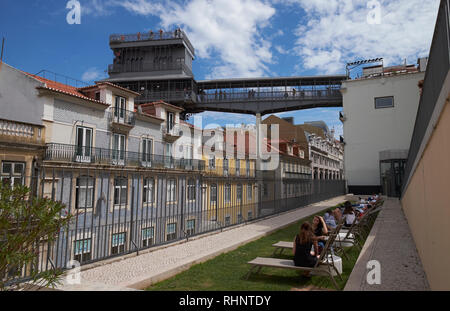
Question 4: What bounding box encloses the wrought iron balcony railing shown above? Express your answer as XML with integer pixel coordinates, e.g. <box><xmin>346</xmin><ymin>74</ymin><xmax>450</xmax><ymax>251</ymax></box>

<box><xmin>44</xmin><ymin>143</ymin><xmax>205</xmax><ymax>171</ymax></box>
<box><xmin>109</xmin><ymin>107</ymin><xmax>136</xmax><ymax>127</ymax></box>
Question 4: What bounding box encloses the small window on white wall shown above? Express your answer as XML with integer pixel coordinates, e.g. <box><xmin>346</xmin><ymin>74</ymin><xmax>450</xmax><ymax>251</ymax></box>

<box><xmin>375</xmin><ymin>96</ymin><xmax>394</xmax><ymax>109</ymax></box>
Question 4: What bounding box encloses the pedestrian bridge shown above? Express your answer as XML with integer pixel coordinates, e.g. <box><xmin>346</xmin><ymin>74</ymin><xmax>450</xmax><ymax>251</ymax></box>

<box><xmin>185</xmin><ymin>75</ymin><xmax>346</xmax><ymax>115</ymax></box>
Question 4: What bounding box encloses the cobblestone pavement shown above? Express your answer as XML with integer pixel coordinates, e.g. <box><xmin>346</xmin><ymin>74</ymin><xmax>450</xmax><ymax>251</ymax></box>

<box><xmin>57</xmin><ymin>196</ymin><xmax>347</xmax><ymax>291</ymax></box>
<box><xmin>344</xmin><ymin>198</ymin><xmax>429</xmax><ymax>291</ymax></box>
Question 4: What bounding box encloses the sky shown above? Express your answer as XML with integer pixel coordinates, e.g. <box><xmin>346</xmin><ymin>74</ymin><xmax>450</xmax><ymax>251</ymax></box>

<box><xmin>0</xmin><ymin>0</ymin><xmax>440</xmax><ymax>138</ymax></box>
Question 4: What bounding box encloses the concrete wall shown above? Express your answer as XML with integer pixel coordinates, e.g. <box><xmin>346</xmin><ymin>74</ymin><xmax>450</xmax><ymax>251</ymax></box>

<box><xmin>0</xmin><ymin>63</ymin><xmax>45</xmax><ymax>125</ymax></box>
<box><xmin>341</xmin><ymin>72</ymin><xmax>424</xmax><ymax>189</ymax></box>
<box><xmin>401</xmin><ymin>99</ymin><xmax>450</xmax><ymax>290</ymax></box>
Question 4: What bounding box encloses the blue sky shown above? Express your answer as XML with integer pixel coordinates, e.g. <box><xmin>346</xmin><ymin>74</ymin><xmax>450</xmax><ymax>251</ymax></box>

<box><xmin>0</xmin><ymin>0</ymin><xmax>440</xmax><ymax>137</ymax></box>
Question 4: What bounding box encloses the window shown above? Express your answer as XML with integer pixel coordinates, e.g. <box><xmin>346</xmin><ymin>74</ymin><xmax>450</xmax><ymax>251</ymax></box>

<box><xmin>235</xmin><ymin>160</ymin><xmax>240</xmax><ymax>176</ymax></box>
<box><xmin>375</xmin><ymin>96</ymin><xmax>394</xmax><ymax>109</ymax></box>
<box><xmin>246</xmin><ymin>160</ymin><xmax>251</xmax><ymax>177</ymax></box>
<box><xmin>209</xmin><ymin>156</ymin><xmax>215</xmax><ymax>169</ymax></box>
<box><xmin>225</xmin><ymin>184</ymin><xmax>231</xmax><ymax>203</ymax></box>
<box><xmin>112</xmin><ymin>133</ymin><xmax>126</xmax><ymax>164</ymax></box>
<box><xmin>263</xmin><ymin>183</ymin><xmax>268</xmax><ymax>197</ymax></box>
<box><xmin>237</xmin><ymin>184</ymin><xmax>242</xmax><ymax>202</ymax></box>
<box><xmin>167</xmin><ymin>179</ymin><xmax>177</xmax><ymax>203</ymax></box>
<box><xmin>76</xmin><ymin>176</ymin><xmax>94</xmax><ymax>209</ymax></box>
<box><xmin>74</xmin><ymin>238</ymin><xmax>91</xmax><ymax>263</ymax></box>
<box><xmin>225</xmin><ymin>215</ymin><xmax>231</xmax><ymax>226</ymax></box>
<box><xmin>187</xmin><ymin>179</ymin><xmax>196</xmax><ymax>201</ymax></box>
<box><xmin>248</xmin><ymin>211</ymin><xmax>253</xmax><ymax>220</ymax></box>
<box><xmin>223</xmin><ymin>159</ymin><xmax>229</xmax><ymax>176</ymax></box>
<box><xmin>111</xmin><ymin>232</ymin><xmax>126</xmax><ymax>255</ymax></box>
<box><xmin>76</xmin><ymin>126</ymin><xmax>92</xmax><ymax>162</ymax></box>
<box><xmin>114</xmin><ymin>177</ymin><xmax>127</xmax><ymax>206</ymax></box>
<box><xmin>237</xmin><ymin>213</ymin><xmax>243</xmax><ymax>223</ymax></box>
<box><xmin>166</xmin><ymin>223</ymin><xmax>177</xmax><ymax>241</ymax></box>
<box><xmin>142</xmin><ymin>227</ymin><xmax>154</xmax><ymax>247</ymax></box>
<box><xmin>186</xmin><ymin>219</ymin><xmax>195</xmax><ymax>236</ymax></box>
<box><xmin>210</xmin><ymin>184</ymin><xmax>217</xmax><ymax>204</ymax></box>
<box><xmin>95</xmin><ymin>92</ymin><xmax>100</xmax><ymax>101</ymax></box>
<box><xmin>1</xmin><ymin>162</ymin><xmax>25</xmax><ymax>187</ymax></box>
<box><xmin>167</xmin><ymin>112</ymin><xmax>175</xmax><ymax>132</ymax></box>
<box><xmin>143</xmin><ymin>178</ymin><xmax>155</xmax><ymax>204</ymax></box>
<box><xmin>247</xmin><ymin>184</ymin><xmax>253</xmax><ymax>201</ymax></box>
<box><xmin>165</xmin><ymin>143</ymin><xmax>173</xmax><ymax>168</ymax></box>
<box><xmin>114</xmin><ymin>96</ymin><xmax>126</xmax><ymax>119</ymax></box>
<box><xmin>142</xmin><ymin>138</ymin><xmax>153</xmax><ymax>164</ymax></box>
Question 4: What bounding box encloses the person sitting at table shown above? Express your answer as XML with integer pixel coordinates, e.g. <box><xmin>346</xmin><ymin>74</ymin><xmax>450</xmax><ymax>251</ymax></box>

<box><xmin>342</xmin><ymin>201</ymin><xmax>356</xmax><ymax>228</ymax></box>
<box><xmin>293</xmin><ymin>222</ymin><xmax>320</xmax><ymax>270</ymax></box>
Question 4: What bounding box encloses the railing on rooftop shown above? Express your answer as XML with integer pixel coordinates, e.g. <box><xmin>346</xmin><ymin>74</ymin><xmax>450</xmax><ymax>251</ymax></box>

<box><xmin>44</xmin><ymin>143</ymin><xmax>205</xmax><ymax>171</ymax></box>
<box><xmin>31</xmin><ymin>70</ymin><xmax>90</xmax><ymax>88</ymax></box>
<box><xmin>109</xmin><ymin>29</ymin><xmax>195</xmax><ymax>55</ymax></box>
<box><xmin>402</xmin><ymin>0</ymin><xmax>450</xmax><ymax>196</ymax></box>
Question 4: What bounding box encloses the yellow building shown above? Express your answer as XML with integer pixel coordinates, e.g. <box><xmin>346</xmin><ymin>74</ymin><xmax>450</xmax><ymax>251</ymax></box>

<box><xmin>201</xmin><ymin>128</ymin><xmax>258</xmax><ymax>226</ymax></box>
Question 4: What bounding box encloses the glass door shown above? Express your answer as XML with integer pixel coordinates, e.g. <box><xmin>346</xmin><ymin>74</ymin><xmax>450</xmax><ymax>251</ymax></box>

<box><xmin>112</xmin><ymin>133</ymin><xmax>126</xmax><ymax>165</ymax></box>
<box><xmin>76</xmin><ymin>126</ymin><xmax>92</xmax><ymax>163</ymax></box>
<box><xmin>141</xmin><ymin>138</ymin><xmax>153</xmax><ymax>167</ymax></box>
<box><xmin>114</xmin><ymin>97</ymin><xmax>126</xmax><ymax>123</ymax></box>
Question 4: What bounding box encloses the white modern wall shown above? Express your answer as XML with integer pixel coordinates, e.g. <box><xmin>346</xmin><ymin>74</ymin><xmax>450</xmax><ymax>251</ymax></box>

<box><xmin>341</xmin><ymin>72</ymin><xmax>424</xmax><ymax>188</ymax></box>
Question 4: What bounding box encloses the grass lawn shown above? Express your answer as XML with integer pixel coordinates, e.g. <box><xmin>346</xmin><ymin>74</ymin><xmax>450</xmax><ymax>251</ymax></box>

<box><xmin>147</xmin><ymin>203</ymin><xmax>375</xmax><ymax>291</ymax></box>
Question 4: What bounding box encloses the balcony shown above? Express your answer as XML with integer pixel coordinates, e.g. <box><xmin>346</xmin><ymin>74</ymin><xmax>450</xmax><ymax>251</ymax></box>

<box><xmin>108</xmin><ymin>108</ymin><xmax>136</xmax><ymax>132</ymax></box>
<box><xmin>44</xmin><ymin>143</ymin><xmax>205</xmax><ymax>171</ymax></box>
<box><xmin>162</xmin><ymin>124</ymin><xmax>182</xmax><ymax>143</ymax></box>
<box><xmin>0</xmin><ymin>119</ymin><xmax>45</xmax><ymax>146</ymax></box>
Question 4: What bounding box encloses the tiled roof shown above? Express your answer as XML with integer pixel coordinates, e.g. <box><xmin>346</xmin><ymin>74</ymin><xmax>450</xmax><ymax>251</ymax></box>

<box><xmin>79</xmin><ymin>81</ymin><xmax>141</xmax><ymax>96</ymax></box>
<box><xmin>26</xmin><ymin>74</ymin><xmax>109</xmax><ymax>106</ymax></box>
<box><xmin>141</xmin><ymin>100</ymin><xmax>184</xmax><ymax>111</ymax></box>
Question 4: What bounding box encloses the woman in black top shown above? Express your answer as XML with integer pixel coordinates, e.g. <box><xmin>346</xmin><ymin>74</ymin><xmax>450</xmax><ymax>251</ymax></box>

<box><xmin>293</xmin><ymin>222</ymin><xmax>319</xmax><ymax>268</ymax></box>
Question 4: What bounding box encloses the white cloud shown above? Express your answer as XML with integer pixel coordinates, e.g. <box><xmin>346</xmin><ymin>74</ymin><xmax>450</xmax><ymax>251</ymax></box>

<box><xmin>81</xmin><ymin>67</ymin><xmax>106</xmax><ymax>82</ymax></box>
<box><xmin>115</xmin><ymin>0</ymin><xmax>276</xmax><ymax>79</ymax></box>
<box><xmin>290</xmin><ymin>0</ymin><xmax>440</xmax><ymax>74</ymax></box>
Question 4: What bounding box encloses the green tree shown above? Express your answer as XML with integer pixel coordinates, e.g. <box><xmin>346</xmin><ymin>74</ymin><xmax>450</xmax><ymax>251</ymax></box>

<box><xmin>0</xmin><ymin>182</ymin><xmax>73</xmax><ymax>291</ymax></box>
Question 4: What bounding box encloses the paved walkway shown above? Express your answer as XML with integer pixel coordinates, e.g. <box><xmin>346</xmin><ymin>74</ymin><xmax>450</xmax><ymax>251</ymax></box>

<box><xmin>344</xmin><ymin>198</ymin><xmax>429</xmax><ymax>291</ymax></box>
<box><xmin>57</xmin><ymin>196</ymin><xmax>347</xmax><ymax>291</ymax></box>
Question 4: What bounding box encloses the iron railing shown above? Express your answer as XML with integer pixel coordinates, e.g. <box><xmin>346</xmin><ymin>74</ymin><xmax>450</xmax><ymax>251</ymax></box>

<box><xmin>402</xmin><ymin>0</ymin><xmax>450</xmax><ymax>195</ymax></box>
<box><xmin>44</xmin><ymin>143</ymin><xmax>206</xmax><ymax>171</ymax></box>
<box><xmin>2</xmin><ymin>167</ymin><xmax>346</xmax><ymax>286</ymax></box>
<box><xmin>109</xmin><ymin>107</ymin><xmax>136</xmax><ymax>127</ymax></box>
<box><xmin>109</xmin><ymin>29</ymin><xmax>195</xmax><ymax>56</ymax></box>
<box><xmin>196</xmin><ymin>89</ymin><xmax>342</xmax><ymax>103</ymax></box>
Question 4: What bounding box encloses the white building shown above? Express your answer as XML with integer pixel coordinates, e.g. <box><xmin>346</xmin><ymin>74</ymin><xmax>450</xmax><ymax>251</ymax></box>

<box><xmin>340</xmin><ymin>61</ymin><xmax>426</xmax><ymax>196</ymax></box>
<box><xmin>300</xmin><ymin>121</ymin><xmax>344</xmax><ymax>180</ymax></box>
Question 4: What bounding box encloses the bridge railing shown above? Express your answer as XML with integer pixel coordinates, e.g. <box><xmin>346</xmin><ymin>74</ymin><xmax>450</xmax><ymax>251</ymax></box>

<box><xmin>196</xmin><ymin>89</ymin><xmax>342</xmax><ymax>103</ymax></box>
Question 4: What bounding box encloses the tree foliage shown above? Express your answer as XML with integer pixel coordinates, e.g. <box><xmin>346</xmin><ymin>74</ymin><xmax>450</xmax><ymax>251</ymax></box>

<box><xmin>0</xmin><ymin>182</ymin><xmax>73</xmax><ymax>291</ymax></box>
